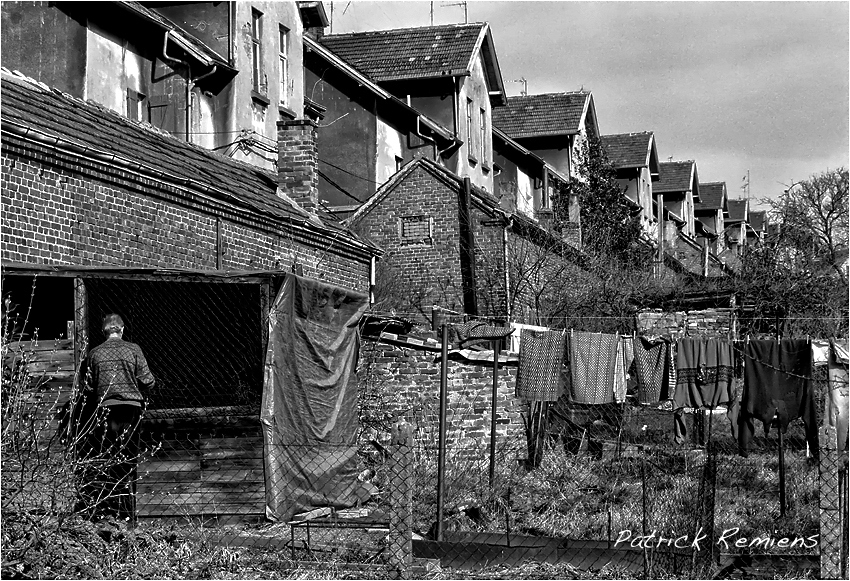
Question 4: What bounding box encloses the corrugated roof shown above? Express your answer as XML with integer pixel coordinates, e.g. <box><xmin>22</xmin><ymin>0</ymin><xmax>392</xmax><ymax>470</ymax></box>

<box><xmin>727</xmin><ymin>199</ymin><xmax>749</xmax><ymax>222</ymax></box>
<box><xmin>0</xmin><ymin>70</ymin><xmax>367</xmax><ymax>247</ymax></box>
<box><xmin>492</xmin><ymin>92</ymin><xmax>590</xmax><ymax>138</ymax></box>
<box><xmin>654</xmin><ymin>160</ymin><xmax>695</xmax><ymax>193</ymax></box>
<box><xmin>319</xmin><ymin>23</ymin><xmax>487</xmax><ymax>82</ymax></box>
<box><xmin>695</xmin><ymin>182</ymin><xmax>726</xmax><ymax>210</ymax></box>
<box><xmin>600</xmin><ymin>132</ymin><xmax>653</xmax><ymax>169</ymax></box>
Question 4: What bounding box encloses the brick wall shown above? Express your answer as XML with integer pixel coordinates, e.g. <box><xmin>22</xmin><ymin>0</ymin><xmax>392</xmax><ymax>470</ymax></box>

<box><xmin>637</xmin><ymin>308</ymin><xmax>736</xmax><ymax>339</ymax></box>
<box><xmin>353</xmin><ymin>164</ymin><xmax>468</xmax><ymax>317</ymax></box>
<box><xmin>1</xmin><ymin>141</ymin><xmax>369</xmax><ymax>292</ymax></box>
<box><xmin>358</xmin><ymin>340</ymin><xmax>526</xmax><ymax>454</ymax></box>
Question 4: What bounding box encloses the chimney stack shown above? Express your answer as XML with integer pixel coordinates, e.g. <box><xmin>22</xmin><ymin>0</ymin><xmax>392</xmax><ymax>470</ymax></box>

<box><xmin>278</xmin><ymin>119</ymin><xmax>319</xmax><ymax>213</ymax></box>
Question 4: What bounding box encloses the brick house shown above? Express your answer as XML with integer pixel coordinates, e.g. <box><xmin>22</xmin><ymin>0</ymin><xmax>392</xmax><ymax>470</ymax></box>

<box><xmin>600</xmin><ymin>131</ymin><xmax>660</xmax><ymax>241</ymax></box>
<box><xmin>491</xmin><ymin>91</ymin><xmax>600</xmax><ymax>184</ymax></box>
<box><xmin>318</xmin><ymin>23</ymin><xmax>507</xmax><ymax>194</ymax></box>
<box><xmin>301</xmin><ymin>33</ymin><xmax>459</xmax><ymax>210</ymax></box>
<box><xmin>346</xmin><ymin>156</ymin><xmax>588</xmax><ymax>324</ymax></box>
<box><xmin>654</xmin><ymin>160</ymin><xmax>700</xmax><ymax>238</ymax></box>
<box><xmin>1</xmin><ymin>0</ymin><xmax>324</xmax><ymax>171</ymax></box>
<box><xmin>695</xmin><ymin>181</ymin><xmax>729</xmax><ymax>255</ymax></box>
<box><xmin>1</xmin><ymin>69</ymin><xmax>378</xmax><ymax>519</ymax></box>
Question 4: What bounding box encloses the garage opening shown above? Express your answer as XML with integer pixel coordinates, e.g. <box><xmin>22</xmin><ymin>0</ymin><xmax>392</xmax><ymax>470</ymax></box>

<box><xmin>82</xmin><ymin>278</ymin><xmax>266</xmax><ymax>412</ymax></box>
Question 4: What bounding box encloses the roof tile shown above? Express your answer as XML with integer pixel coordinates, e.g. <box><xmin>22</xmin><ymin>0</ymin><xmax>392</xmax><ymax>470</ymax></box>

<box><xmin>492</xmin><ymin>92</ymin><xmax>589</xmax><ymax>138</ymax></box>
<box><xmin>600</xmin><ymin>132</ymin><xmax>653</xmax><ymax>168</ymax></box>
<box><xmin>0</xmin><ymin>71</ymin><xmax>357</xmax><ymax>241</ymax></box>
<box><xmin>695</xmin><ymin>182</ymin><xmax>726</xmax><ymax>210</ymax></box>
<box><xmin>654</xmin><ymin>160</ymin><xmax>695</xmax><ymax>193</ymax></box>
<box><xmin>319</xmin><ymin>23</ymin><xmax>485</xmax><ymax>82</ymax></box>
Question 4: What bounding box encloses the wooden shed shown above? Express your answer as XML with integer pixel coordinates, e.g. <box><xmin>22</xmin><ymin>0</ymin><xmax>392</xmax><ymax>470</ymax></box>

<box><xmin>2</xmin><ymin>264</ymin><xmax>288</xmax><ymax>522</ymax></box>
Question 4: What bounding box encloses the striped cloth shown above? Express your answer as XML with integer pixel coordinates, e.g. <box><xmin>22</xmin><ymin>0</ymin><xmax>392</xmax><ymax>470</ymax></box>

<box><xmin>570</xmin><ymin>331</ymin><xmax>619</xmax><ymax>404</ymax></box>
<box><xmin>453</xmin><ymin>321</ymin><xmax>514</xmax><ymax>348</ymax></box>
<box><xmin>515</xmin><ymin>329</ymin><xmax>566</xmax><ymax>402</ymax></box>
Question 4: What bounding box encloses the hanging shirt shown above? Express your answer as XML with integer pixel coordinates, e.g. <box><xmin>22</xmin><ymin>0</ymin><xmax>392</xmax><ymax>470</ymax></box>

<box><xmin>632</xmin><ymin>336</ymin><xmax>671</xmax><ymax>404</ymax></box>
<box><xmin>812</xmin><ymin>339</ymin><xmax>830</xmax><ymax>367</ymax></box>
<box><xmin>570</xmin><ymin>331</ymin><xmax>619</xmax><ymax>405</ymax></box>
<box><xmin>508</xmin><ymin>322</ymin><xmax>548</xmax><ymax>354</ymax></box>
<box><xmin>515</xmin><ymin>328</ymin><xmax>566</xmax><ymax>402</ymax></box>
<box><xmin>673</xmin><ymin>338</ymin><xmax>735</xmax><ymax>410</ymax></box>
<box><xmin>737</xmin><ymin>339</ymin><xmax>817</xmax><ymax>457</ymax></box>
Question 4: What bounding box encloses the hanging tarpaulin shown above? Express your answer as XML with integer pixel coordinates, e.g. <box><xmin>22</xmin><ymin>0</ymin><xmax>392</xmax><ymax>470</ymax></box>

<box><xmin>261</xmin><ymin>273</ymin><xmax>370</xmax><ymax>522</ymax></box>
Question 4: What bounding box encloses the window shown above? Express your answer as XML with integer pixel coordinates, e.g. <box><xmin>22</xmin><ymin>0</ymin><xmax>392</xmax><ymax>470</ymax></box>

<box><xmin>398</xmin><ymin>215</ymin><xmax>433</xmax><ymax>245</ymax></box>
<box><xmin>395</xmin><ymin>156</ymin><xmax>404</xmax><ymax>172</ymax></box>
<box><xmin>465</xmin><ymin>98</ymin><xmax>474</xmax><ymax>159</ymax></box>
<box><xmin>479</xmin><ymin>108</ymin><xmax>486</xmax><ymax>163</ymax></box>
<box><xmin>126</xmin><ymin>88</ymin><xmax>146</xmax><ymax>121</ymax></box>
<box><xmin>251</xmin><ymin>9</ymin><xmax>264</xmax><ymax>94</ymax></box>
<box><xmin>278</xmin><ymin>25</ymin><xmax>289</xmax><ymax>106</ymax></box>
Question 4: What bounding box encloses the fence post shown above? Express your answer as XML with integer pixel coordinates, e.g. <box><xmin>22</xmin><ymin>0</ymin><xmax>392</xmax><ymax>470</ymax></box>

<box><xmin>819</xmin><ymin>424</ymin><xmax>842</xmax><ymax>579</ymax></box>
<box><xmin>388</xmin><ymin>421</ymin><xmax>413</xmax><ymax>579</ymax></box>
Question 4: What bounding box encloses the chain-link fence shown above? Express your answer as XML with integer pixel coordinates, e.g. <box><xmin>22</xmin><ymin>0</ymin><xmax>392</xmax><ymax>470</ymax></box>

<box><xmin>1</xmin><ymin>271</ymin><xmax>845</xmax><ymax>578</ymax></box>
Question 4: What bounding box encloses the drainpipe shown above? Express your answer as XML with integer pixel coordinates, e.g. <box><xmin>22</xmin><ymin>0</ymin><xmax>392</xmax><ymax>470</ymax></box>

<box><xmin>503</xmin><ymin>217</ymin><xmax>512</xmax><ymax>321</ymax></box>
<box><xmin>162</xmin><ymin>31</ymin><xmax>192</xmax><ymax>142</ymax></box>
<box><xmin>369</xmin><ymin>255</ymin><xmax>376</xmax><ymax>306</ymax></box>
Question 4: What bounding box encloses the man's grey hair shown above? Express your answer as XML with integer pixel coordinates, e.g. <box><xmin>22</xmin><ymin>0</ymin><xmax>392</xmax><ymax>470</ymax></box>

<box><xmin>102</xmin><ymin>313</ymin><xmax>125</xmax><ymax>335</ymax></box>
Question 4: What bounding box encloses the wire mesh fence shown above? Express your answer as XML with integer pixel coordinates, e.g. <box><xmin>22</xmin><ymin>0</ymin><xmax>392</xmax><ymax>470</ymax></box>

<box><xmin>0</xmin><ymin>271</ymin><xmax>844</xmax><ymax>579</ymax></box>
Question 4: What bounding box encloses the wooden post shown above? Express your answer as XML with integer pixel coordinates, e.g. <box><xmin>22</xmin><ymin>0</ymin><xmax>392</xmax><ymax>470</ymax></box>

<box><xmin>489</xmin><ymin>338</ymin><xmax>499</xmax><ymax>488</ymax></box>
<box><xmin>73</xmin><ymin>278</ymin><xmax>88</xmax><ymax>372</ymax></box>
<box><xmin>388</xmin><ymin>421</ymin><xmax>413</xmax><ymax>579</ymax></box>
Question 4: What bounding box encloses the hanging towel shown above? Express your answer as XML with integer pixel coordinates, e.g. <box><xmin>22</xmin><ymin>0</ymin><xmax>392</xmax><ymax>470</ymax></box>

<box><xmin>738</xmin><ymin>339</ymin><xmax>817</xmax><ymax>457</ymax></box>
<box><xmin>570</xmin><ymin>331</ymin><xmax>619</xmax><ymax>404</ymax></box>
<box><xmin>825</xmin><ymin>338</ymin><xmax>849</xmax><ymax>451</ymax></box>
<box><xmin>812</xmin><ymin>339</ymin><xmax>830</xmax><ymax>366</ymax></box>
<box><xmin>673</xmin><ymin>338</ymin><xmax>735</xmax><ymax>410</ymax></box>
<box><xmin>613</xmin><ymin>336</ymin><xmax>633</xmax><ymax>403</ymax></box>
<box><xmin>632</xmin><ymin>336</ymin><xmax>671</xmax><ymax>404</ymax></box>
<box><xmin>516</xmin><ymin>328</ymin><xmax>566</xmax><ymax>402</ymax></box>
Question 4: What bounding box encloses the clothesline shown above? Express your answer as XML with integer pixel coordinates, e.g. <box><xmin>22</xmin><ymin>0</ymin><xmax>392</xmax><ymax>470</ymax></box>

<box><xmin>365</xmin><ymin>307</ymin><xmax>847</xmax><ymax>323</ymax></box>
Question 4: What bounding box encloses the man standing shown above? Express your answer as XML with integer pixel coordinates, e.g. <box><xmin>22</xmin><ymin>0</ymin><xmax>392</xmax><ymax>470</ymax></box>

<box><xmin>81</xmin><ymin>313</ymin><xmax>155</xmax><ymax>522</ymax></box>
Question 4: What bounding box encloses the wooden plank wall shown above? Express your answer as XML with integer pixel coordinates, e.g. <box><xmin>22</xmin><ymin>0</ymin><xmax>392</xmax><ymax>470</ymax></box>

<box><xmin>137</xmin><ymin>413</ymin><xmax>265</xmax><ymax>521</ymax></box>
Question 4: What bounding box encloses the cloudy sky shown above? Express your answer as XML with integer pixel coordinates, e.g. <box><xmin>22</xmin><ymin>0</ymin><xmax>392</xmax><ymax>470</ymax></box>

<box><xmin>329</xmin><ymin>1</ymin><xmax>848</xmax><ymax>208</ymax></box>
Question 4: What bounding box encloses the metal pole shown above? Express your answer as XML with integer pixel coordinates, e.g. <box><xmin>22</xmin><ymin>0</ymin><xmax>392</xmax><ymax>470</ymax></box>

<box><xmin>435</xmin><ymin>323</ymin><xmax>449</xmax><ymax>541</ymax></box>
<box><xmin>778</xmin><ymin>421</ymin><xmax>786</xmax><ymax>517</ymax></box>
<box><xmin>489</xmin><ymin>338</ymin><xmax>499</xmax><ymax>488</ymax></box>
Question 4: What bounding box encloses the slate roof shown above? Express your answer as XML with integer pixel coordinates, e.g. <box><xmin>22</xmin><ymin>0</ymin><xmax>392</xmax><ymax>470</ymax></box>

<box><xmin>600</xmin><ymin>132</ymin><xmax>654</xmax><ymax>169</ymax></box>
<box><xmin>695</xmin><ymin>182</ymin><xmax>726</xmax><ymax>211</ymax></box>
<box><xmin>654</xmin><ymin>161</ymin><xmax>695</xmax><ymax>193</ymax></box>
<box><xmin>727</xmin><ymin>199</ymin><xmax>749</xmax><ymax>222</ymax></box>
<box><xmin>319</xmin><ymin>23</ymin><xmax>489</xmax><ymax>82</ymax></box>
<box><xmin>0</xmin><ymin>70</ymin><xmax>369</xmax><ymax>248</ymax></box>
<box><xmin>492</xmin><ymin>92</ymin><xmax>590</xmax><ymax>138</ymax></box>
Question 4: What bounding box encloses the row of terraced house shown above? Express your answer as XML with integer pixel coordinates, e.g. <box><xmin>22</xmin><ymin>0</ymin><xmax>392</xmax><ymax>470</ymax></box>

<box><xmin>1</xmin><ymin>0</ymin><xmax>770</xmax><ymax>329</ymax></box>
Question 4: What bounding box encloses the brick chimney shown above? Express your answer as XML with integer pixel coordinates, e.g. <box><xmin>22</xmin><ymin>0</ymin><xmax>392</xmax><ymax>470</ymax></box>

<box><xmin>278</xmin><ymin>119</ymin><xmax>319</xmax><ymax>213</ymax></box>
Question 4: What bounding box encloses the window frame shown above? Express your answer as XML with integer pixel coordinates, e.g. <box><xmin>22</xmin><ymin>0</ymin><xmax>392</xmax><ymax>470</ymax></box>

<box><xmin>479</xmin><ymin>107</ymin><xmax>487</xmax><ymax>164</ymax></box>
<box><xmin>251</xmin><ymin>9</ymin><xmax>264</xmax><ymax>95</ymax></box>
<box><xmin>278</xmin><ymin>24</ymin><xmax>289</xmax><ymax>106</ymax></box>
<box><xmin>465</xmin><ymin>98</ymin><xmax>474</xmax><ymax>160</ymax></box>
